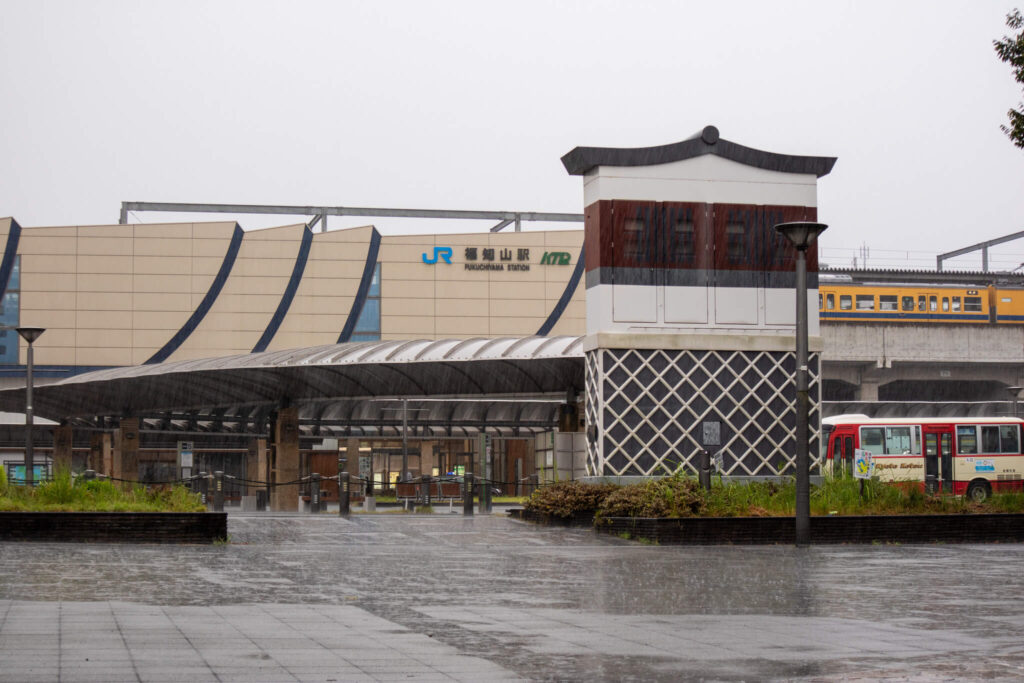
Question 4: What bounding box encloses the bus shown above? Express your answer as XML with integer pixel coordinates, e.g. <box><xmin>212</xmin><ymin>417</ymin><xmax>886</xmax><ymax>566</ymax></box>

<box><xmin>822</xmin><ymin>414</ymin><xmax>1024</xmax><ymax>501</ymax></box>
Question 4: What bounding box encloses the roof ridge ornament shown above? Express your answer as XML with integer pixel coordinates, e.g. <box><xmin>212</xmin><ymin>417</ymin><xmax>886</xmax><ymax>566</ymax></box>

<box><xmin>561</xmin><ymin>124</ymin><xmax>836</xmax><ymax>177</ymax></box>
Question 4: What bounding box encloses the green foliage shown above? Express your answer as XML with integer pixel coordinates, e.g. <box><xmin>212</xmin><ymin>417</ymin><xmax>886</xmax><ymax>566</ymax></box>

<box><xmin>596</xmin><ymin>474</ymin><xmax>706</xmax><ymax>521</ymax></box>
<box><xmin>0</xmin><ymin>464</ymin><xmax>7</xmax><ymax>495</ymax></box>
<box><xmin>994</xmin><ymin>9</ymin><xmax>1024</xmax><ymax>148</ymax></box>
<box><xmin>525</xmin><ymin>473</ymin><xmax>1024</xmax><ymax>522</ymax></box>
<box><xmin>523</xmin><ymin>480</ymin><xmax>621</xmax><ymax>518</ymax></box>
<box><xmin>0</xmin><ymin>472</ymin><xmax>205</xmax><ymax>512</ymax></box>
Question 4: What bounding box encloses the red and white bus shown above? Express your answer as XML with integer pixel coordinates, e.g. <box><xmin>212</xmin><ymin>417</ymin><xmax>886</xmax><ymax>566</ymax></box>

<box><xmin>822</xmin><ymin>414</ymin><xmax>1024</xmax><ymax>501</ymax></box>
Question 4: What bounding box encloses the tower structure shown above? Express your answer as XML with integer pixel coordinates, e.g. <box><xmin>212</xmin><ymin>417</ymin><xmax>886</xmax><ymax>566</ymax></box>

<box><xmin>562</xmin><ymin>126</ymin><xmax>836</xmax><ymax>477</ymax></box>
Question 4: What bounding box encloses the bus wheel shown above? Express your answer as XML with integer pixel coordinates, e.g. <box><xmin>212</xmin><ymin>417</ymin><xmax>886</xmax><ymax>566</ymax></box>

<box><xmin>966</xmin><ymin>480</ymin><xmax>991</xmax><ymax>503</ymax></box>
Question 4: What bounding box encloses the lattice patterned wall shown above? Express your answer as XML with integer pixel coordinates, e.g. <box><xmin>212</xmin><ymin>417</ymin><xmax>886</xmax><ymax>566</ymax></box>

<box><xmin>585</xmin><ymin>348</ymin><xmax>820</xmax><ymax>477</ymax></box>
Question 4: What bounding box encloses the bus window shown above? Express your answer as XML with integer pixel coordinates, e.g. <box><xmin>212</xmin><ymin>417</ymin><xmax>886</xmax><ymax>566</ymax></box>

<box><xmin>860</xmin><ymin>427</ymin><xmax>886</xmax><ymax>455</ymax></box>
<box><xmin>1001</xmin><ymin>425</ymin><xmax>1021</xmax><ymax>454</ymax></box>
<box><xmin>942</xmin><ymin>298</ymin><xmax>949</xmax><ymax>312</ymax></box>
<box><xmin>918</xmin><ymin>295</ymin><xmax>926</xmax><ymax>311</ymax></box>
<box><xmin>856</xmin><ymin>295</ymin><xmax>875</xmax><ymax>310</ymax></box>
<box><xmin>965</xmin><ymin>296</ymin><xmax>983</xmax><ymax>312</ymax></box>
<box><xmin>929</xmin><ymin>296</ymin><xmax>938</xmax><ymax>312</ymax></box>
<box><xmin>902</xmin><ymin>296</ymin><xmax>914</xmax><ymax>311</ymax></box>
<box><xmin>879</xmin><ymin>295</ymin><xmax>898</xmax><ymax>311</ymax></box>
<box><xmin>956</xmin><ymin>425</ymin><xmax>978</xmax><ymax>454</ymax></box>
<box><xmin>840</xmin><ymin>295</ymin><xmax>852</xmax><ymax>310</ymax></box>
<box><xmin>826</xmin><ymin>293</ymin><xmax>835</xmax><ymax>309</ymax></box>
<box><xmin>951</xmin><ymin>296</ymin><xmax>961</xmax><ymax>312</ymax></box>
<box><xmin>981</xmin><ymin>426</ymin><xmax>1000</xmax><ymax>453</ymax></box>
<box><xmin>885</xmin><ymin>426</ymin><xmax>913</xmax><ymax>454</ymax></box>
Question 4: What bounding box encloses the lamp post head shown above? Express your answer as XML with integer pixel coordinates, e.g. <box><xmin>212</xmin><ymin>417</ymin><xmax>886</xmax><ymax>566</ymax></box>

<box><xmin>1008</xmin><ymin>386</ymin><xmax>1022</xmax><ymax>397</ymax></box>
<box><xmin>775</xmin><ymin>222</ymin><xmax>828</xmax><ymax>251</ymax></box>
<box><xmin>16</xmin><ymin>327</ymin><xmax>45</xmax><ymax>344</ymax></box>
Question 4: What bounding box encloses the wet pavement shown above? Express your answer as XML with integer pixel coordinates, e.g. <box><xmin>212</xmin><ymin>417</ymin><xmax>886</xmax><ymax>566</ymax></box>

<box><xmin>2</xmin><ymin>511</ymin><xmax>1024</xmax><ymax>681</ymax></box>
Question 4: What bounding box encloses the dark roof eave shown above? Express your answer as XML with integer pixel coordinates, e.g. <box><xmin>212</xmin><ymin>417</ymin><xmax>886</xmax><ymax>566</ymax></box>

<box><xmin>561</xmin><ymin>125</ymin><xmax>836</xmax><ymax>178</ymax></box>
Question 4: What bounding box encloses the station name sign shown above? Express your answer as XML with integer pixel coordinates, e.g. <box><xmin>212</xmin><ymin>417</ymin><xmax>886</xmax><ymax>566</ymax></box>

<box><xmin>422</xmin><ymin>246</ymin><xmax>572</xmax><ymax>271</ymax></box>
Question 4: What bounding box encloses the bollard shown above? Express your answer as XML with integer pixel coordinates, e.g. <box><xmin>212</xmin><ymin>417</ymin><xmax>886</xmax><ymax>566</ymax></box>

<box><xmin>338</xmin><ymin>472</ymin><xmax>350</xmax><ymax>517</ymax></box>
<box><xmin>421</xmin><ymin>474</ymin><xmax>431</xmax><ymax>507</ymax></box>
<box><xmin>310</xmin><ymin>473</ymin><xmax>321</xmax><ymax>514</ymax></box>
<box><xmin>925</xmin><ymin>473</ymin><xmax>937</xmax><ymax>495</ymax></box>
<box><xmin>698</xmin><ymin>450</ymin><xmax>712</xmax><ymax>491</ymax></box>
<box><xmin>212</xmin><ymin>471</ymin><xmax>224</xmax><ymax>512</ymax></box>
<box><xmin>364</xmin><ymin>477</ymin><xmax>376</xmax><ymax>512</ymax></box>
<box><xmin>197</xmin><ymin>472</ymin><xmax>209</xmax><ymax>508</ymax></box>
<box><xmin>463</xmin><ymin>473</ymin><xmax>474</xmax><ymax>516</ymax></box>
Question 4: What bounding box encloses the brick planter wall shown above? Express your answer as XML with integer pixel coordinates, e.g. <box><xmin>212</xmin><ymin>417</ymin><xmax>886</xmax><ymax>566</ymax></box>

<box><xmin>597</xmin><ymin>514</ymin><xmax>1024</xmax><ymax>545</ymax></box>
<box><xmin>511</xmin><ymin>509</ymin><xmax>1024</xmax><ymax>545</ymax></box>
<box><xmin>0</xmin><ymin>512</ymin><xmax>228</xmax><ymax>544</ymax></box>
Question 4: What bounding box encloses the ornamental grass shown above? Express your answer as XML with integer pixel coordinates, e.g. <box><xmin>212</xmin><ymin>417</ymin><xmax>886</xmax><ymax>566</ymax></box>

<box><xmin>0</xmin><ymin>467</ymin><xmax>205</xmax><ymax>513</ymax></box>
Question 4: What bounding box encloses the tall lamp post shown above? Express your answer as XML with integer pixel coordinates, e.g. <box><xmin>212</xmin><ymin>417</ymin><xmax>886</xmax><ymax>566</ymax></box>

<box><xmin>16</xmin><ymin>327</ymin><xmax>45</xmax><ymax>487</ymax></box>
<box><xmin>775</xmin><ymin>223</ymin><xmax>828</xmax><ymax>547</ymax></box>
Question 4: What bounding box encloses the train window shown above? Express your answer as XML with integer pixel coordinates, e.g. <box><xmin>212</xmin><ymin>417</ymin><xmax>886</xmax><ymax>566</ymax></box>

<box><xmin>918</xmin><ymin>295</ymin><xmax>926</xmax><ymax>311</ymax></box>
<box><xmin>951</xmin><ymin>297</ymin><xmax>961</xmax><ymax>312</ymax></box>
<box><xmin>826</xmin><ymin>293</ymin><xmax>835</xmax><ymax>309</ymax></box>
<box><xmin>942</xmin><ymin>298</ymin><xmax>949</xmax><ymax>312</ymax></box>
<box><xmin>840</xmin><ymin>295</ymin><xmax>852</xmax><ymax>310</ymax></box>
<box><xmin>902</xmin><ymin>296</ymin><xmax>914</xmax><ymax>311</ymax></box>
<box><xmin>879</xmin><ymin>295</ymin><xmax>898</xmax><ymax>311</ymax></box>
<box><xmin>956</xmin><ymin>425</ymin><xmax>977</xmax><ymax>454</ymax></box>
<box><xmin>1001</xmin><ymin>425</ymin><xmax>1020</xmax><ymax>454</ymax></box>
<box><xmin>856</xmin><ymin>295</ymin><xmax>874</xmax><ymax>310</ymax></box>
<box><xmin>929</xmin><ymin>296</ymin><xmax>938</xmax><ymax>312</ymax></box>
<box><xmin>965</xmin><ymin>296</ymin><xmax>983</xmax><ymax>312</ymax></box>
<box><xmin>818</xmin><ymin>294</ymin><xmax>822</xmax><ymax>309</ymax></box>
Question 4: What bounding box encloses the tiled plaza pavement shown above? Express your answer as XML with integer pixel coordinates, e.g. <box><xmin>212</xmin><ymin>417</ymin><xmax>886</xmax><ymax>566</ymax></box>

<box><xmin>2</xmin><ymin>512</ymin><xmax>1024</xmax><ymax>681</ymax></box>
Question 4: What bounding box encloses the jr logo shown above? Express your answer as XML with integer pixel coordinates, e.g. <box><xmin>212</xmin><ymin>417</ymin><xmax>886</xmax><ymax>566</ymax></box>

<box><xmin>540</xmin><ymin>251</ymin><xmax>571</xmax><ymax>265</ymax></box>
<box><xmin>422</xmin><ymin>247</ymin><xmax>453</xmax><ymax>265</ymax></box>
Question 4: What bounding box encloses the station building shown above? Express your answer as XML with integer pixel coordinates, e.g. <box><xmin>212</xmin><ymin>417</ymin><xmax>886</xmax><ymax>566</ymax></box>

<box><xmin>0</xmin><ymin>215</ymin><xmax>586</xmax><ymax>497</ymax></box>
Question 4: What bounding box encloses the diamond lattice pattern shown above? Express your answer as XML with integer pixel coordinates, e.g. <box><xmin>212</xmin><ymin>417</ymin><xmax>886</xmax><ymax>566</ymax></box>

<box><xmin>585</xmin><ymin>348</ymin><xmax>820</xmax><ymax>477</ymax></box>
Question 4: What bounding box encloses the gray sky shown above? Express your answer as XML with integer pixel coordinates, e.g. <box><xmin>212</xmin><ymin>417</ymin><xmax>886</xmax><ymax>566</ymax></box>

<box><xmin>2</xmin><ymin>1</ymin><xmax>1022</xmax><ymax>270</ymax></box>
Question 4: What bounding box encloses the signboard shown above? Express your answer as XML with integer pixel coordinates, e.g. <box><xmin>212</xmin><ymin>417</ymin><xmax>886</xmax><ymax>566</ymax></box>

<box><xmin>358</xmin><ymin>456</ymin><xmax>371</xmax><ymax>478</ymax></box>
<box><xmin>702</xmin><ymin>421</ymin><xmax>721</xmax><ymax>447</ymax></box>
<box><xmin>177</xmin><ymin>441</ymin><xmax>194</xmax><ymax>479</ymax></box>
<box><xmin>853</xmin><ymin>449</ymin><xmax>875</xmax><ymax>480</ymax></box>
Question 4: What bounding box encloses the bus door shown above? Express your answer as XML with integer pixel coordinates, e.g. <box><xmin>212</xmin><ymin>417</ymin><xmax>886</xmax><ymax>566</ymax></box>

<box><xmin>838</xmin><ymin>433</ymin><xmax>854</xmax><ymax>476</ymax></box>
<box><xmin>923</xmin><ymin>425</ymin><xmax>954</xmax><ymax>492</ymax></box>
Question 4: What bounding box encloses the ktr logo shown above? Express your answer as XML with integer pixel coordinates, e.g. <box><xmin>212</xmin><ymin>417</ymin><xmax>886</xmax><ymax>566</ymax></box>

<box><xmin>540</xmin><ymin>251</ymin><xmax>571</xmax><ymax>265</ymax></box>
<box><xmin>421</xmin><ymin>247</ymin><xmax>453</xmax><ymax>264</ymax></box>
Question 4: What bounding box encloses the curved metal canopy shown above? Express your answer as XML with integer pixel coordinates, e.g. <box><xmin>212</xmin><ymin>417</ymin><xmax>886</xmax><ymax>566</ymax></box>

<box><xmin>0</xmin><ymin>336</ymin><xmax>586</xmax><ymax>422</ymax></box>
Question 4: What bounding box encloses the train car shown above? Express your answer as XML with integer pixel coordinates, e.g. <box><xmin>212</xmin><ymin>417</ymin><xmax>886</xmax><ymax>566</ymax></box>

<box><xmin>819</xmin><ymin>282</ymin><xmax>993</xmax><ymax>323</ymax></box>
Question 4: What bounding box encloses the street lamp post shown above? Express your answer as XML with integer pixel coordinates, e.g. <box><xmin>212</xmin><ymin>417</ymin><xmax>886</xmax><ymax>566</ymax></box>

<box><xmin>16</xmin><ymin>327</ymin><xmax>46</xmax><ymax>487</ymax></box>
<box><xmin>774</xmin><ymin>223</ymin><xmax>827</xmax><ymax>547</ymax></box>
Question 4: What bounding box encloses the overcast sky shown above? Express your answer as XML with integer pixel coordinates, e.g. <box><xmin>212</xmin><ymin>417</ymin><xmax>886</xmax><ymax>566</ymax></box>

<box><xmin>2</xmin><ymin>1</ymin><xmax>1022</xmax><ymax>270</ymax></box>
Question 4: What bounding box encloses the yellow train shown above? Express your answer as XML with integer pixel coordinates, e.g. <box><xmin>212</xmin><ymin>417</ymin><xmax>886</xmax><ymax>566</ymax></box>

<box><xmin>819</xmin><ymin>282</ymin><xmax>1024</xmax><ymax>324</ymax></box>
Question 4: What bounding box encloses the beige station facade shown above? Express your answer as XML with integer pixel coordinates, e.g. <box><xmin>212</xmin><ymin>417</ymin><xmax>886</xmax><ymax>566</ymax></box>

<box><xmin>0</xmin><ymin>217</ymin><xmax>585</xmax><ymax>372</ymax></box>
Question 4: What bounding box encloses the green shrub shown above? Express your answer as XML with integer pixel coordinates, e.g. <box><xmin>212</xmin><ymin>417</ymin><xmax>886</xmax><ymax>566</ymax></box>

<box><xmin>523</xmin><ymin>480</ymin><xmax>621</xmax><ymax>518</ymax></box>
<box><xmin>597</xmin><ymin>474</ymin><xmax>706</xmax><ymax>520</ymax></box>
<box><xmin>0</xmin><ymin>464</ymin><xmax>7</xmax><ymax>494</ymax></box>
